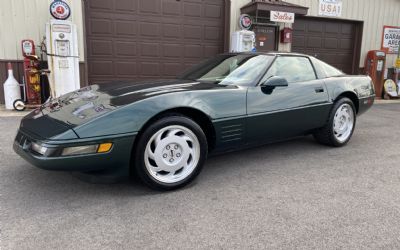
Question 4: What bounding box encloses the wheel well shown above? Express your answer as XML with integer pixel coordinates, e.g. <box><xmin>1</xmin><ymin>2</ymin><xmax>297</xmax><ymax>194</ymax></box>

<box><xmin>336</xmin><ymin>92</ymin><xmax>359</xmax><ymax>114</ymax></box>
<box><xmin>135</xmin><ymin>107</ymin><xmax>216</xmax><ymax>153</ymax></box>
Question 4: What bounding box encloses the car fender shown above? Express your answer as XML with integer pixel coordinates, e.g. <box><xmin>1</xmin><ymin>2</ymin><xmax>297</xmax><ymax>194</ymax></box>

<box><xmin>73</xmin><ymin>88</ymin><xmax>247</xmax><ymax>138</ymax></box>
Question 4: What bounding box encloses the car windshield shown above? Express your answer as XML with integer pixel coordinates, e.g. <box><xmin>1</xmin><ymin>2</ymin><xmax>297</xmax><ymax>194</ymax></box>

<box><xmin>178</xmin><ymin>54</ymin><xmax>275</xmax><ymax>85</ymax></box>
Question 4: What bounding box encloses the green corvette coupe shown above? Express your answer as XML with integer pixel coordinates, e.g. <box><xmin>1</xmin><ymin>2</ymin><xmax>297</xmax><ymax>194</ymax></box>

<box><xmin>14</xmin><ymin>52</ymin><xmax>375</xmax><ymax>190</ymax></box>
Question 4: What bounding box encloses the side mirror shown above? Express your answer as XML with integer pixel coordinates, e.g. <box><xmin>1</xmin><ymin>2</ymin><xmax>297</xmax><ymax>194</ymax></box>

<box><xmin>261</xmin><ymin>76</ymin><xmax>289</xmax><ymax>87</ymax></box>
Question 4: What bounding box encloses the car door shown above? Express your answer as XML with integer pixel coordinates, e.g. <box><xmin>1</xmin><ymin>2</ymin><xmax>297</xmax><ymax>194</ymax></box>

<box><xmin>246</xmin><ymin>56</ymin><xmax>331</xmax><ymax>145</ymax></box>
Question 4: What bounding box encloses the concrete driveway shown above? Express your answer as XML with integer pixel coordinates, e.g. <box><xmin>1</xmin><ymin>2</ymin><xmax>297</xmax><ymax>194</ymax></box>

<box><xmin>1</xmin><ymin>103</ymin><xmax>400</xmax><ymax>249</ymax></box>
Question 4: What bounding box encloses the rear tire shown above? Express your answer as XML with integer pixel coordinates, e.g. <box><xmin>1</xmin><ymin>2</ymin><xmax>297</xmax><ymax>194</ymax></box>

<box><xmin>313</xmin><ymin>97</ymin><xmax>356</xmax><ymax>147</ymax></box>
<box><xmin>133</xmin><ymin>115</ymin><xmax>208</xmax><ymax>191</ymax></box>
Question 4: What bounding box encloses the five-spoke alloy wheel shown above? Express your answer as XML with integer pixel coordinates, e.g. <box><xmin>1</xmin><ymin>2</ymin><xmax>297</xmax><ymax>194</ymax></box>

<box><xmin>133</xmin><ymin>115</ymin><xmax>207</xmax><ymax>190</ymax></box>
<box><xmin>332</xmin><ymin>103</ymin><xmax>354</xmax><ymax>143</ymax></box>
<box><xmin>313</xmin><ymin>97</ymin><xmax>356</xmax><ymax>147</ymax></box>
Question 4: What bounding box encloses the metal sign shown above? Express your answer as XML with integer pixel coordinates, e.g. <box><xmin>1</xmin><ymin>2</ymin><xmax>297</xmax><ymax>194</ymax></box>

<box><xmin>319</xmin><ymin>0</ymin><xmax>342</xmax><ymax>17</ymax></box>
<box><xmin>381</xmin><ymin>26</ymin><xmax>400</xmax><ymax>54</ymax></box>
<box><xmin>239</xmin><ymin>14</ymin><xmax>252</xmax><ymax>30</ymax></box>
<box><xmin>396</xmin><ymin>58</ymin><xmax>400</xmax><ymax>69</ymax></box>
<box><xmin>50</xmin><ymin>0</ymin><xmax>71</xmax><ymax>20</ymax></box>
<box><xmin>383</xmin><ymin>79</ymin><xmax>398</xmax><ymax>97</ymax></box>
<box><xmin>270</xmin><ymin>11</ymin><xmax>294</xmax><ymax>23</ymax></box>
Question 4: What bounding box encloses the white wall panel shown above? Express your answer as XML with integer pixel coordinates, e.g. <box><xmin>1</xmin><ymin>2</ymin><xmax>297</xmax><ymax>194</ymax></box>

<box><xmin>230</xmin><ymin>0</ymin><xmax>400</xmax><ymax>68</ymax></box>
<box><xmin>0</xmin><ymin>0</ymin><xmax>84</xmax><ymax>61</ymax></box>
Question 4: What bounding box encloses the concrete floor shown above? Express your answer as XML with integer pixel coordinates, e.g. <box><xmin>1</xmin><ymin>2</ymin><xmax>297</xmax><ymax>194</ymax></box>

<box><xmin>1</xmin><ymin>104</ymin><xmax>400</xmax><ymax>249</ymax></box>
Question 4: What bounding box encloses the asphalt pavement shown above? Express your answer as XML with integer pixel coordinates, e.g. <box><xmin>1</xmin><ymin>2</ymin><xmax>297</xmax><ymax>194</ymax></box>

<box><xmin>1</xmin><ymin>103</ymin><xmax>400</xmax><ymax>250</ymax></box>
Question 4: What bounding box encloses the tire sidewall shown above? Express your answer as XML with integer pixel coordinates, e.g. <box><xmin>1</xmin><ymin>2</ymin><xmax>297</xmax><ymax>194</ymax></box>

<box><xmin>13</xmin><ymin>99</ymin><xmax>26</xmax><ymax>111</ymax></box>
<box><xmin>133</xmin><ymin>115</ymin><xmax>208</xmax><ymax>190</ymax></box>
<box><xmin>329</xmin><ymin>98</ymin><xmax>356</xmax><ymax>146</ymax></box>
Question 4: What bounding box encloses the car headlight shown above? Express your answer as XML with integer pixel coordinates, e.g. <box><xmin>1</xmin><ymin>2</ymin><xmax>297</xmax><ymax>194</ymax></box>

<box><xmin>61</xmin><ymin>143</ymin><xmax>113</xmax><ymax>156</ymax></box>
<box><xmin>31</xmin><ymin>142</ymin><xmax>49</xmax><ymax>155</ymax></box>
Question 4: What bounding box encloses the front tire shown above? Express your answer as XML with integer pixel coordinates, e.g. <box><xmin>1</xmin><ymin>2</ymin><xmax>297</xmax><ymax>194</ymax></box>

<box><xmin>133</xmin><ymin>115</ymin><xmax>208</xmax><ymax>191</ymax></box>
<box><xmin>313</xmin><ymin>97</ymin><xmax>356</xmax><ymax>147</ymax></box>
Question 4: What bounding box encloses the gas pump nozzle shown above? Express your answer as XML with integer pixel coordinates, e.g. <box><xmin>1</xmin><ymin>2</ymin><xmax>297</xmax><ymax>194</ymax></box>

<box><xmin>25</xmin><ymin>54</ymin><xmax>40</xmax><ymax>61</ymax></box>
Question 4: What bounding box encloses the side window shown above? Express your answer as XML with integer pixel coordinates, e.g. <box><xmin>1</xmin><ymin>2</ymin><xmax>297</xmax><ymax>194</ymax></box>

<box><xmin>311</xmin><ymin>57</ymin><xmax>344</xmax><ymax>78</ymax></box>
<box><xmin>261</xmin><ymin>56</ymin><xmax>317</xmax><ymax>83</ymax></box>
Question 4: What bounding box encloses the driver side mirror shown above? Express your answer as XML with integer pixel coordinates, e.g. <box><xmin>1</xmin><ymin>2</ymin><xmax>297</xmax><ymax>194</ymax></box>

<box><xmin>261</xmin><ymin>76</ymin><xmax>289</xmax><ymax>87</ymax></box>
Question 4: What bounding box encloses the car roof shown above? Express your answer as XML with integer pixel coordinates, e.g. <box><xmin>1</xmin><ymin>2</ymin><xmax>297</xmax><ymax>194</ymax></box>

<box><xmin>223</xmin><ymin>51</ymin><xmax>311</xmax><ymax>57</ymax></box>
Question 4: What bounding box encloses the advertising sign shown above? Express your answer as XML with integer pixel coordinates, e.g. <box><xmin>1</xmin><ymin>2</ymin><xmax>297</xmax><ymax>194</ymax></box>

<box><xmin>381</xmin><ymin>26</ymin><xmax>400</xmax><ymax>54</ymax></box>
<box><xmin>270</xmin><ymin>11</ymin><xmax>294</xmax><ymax>23</ymax></box>
<box><xmin>319</xmin><ymin>0</ymin><xmax>342</xmax><ymax>17</ymax></box>
<box><xmin>396</xmin><ymin>58</ymin><xmax>400</xmax><ymax>69</ymax></box>
<box><xmin>239</xmin><ymin>14</ymin><xmax>252</xmax><ymax>30</ymax></box>
<box><xmin>50</xmin><ymin>0</ymin><xmax>71</xmax><ymax>20</ymax></box>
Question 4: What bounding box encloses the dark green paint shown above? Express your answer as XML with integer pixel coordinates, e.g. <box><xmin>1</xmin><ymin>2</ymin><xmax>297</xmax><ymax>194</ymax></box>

<box><xmin>14</xmin><ymin>53</ymin><xmax>375</xmax><ymax>180</ymax></box>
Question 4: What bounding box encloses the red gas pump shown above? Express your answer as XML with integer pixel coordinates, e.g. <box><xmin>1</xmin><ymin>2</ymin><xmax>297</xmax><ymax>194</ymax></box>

<box><xmin>365</xmin><ymin>50</ymin><xmax>386</xmax><ymax>98</ymax></box>
<box><xmin>22</xmin><ymin>39</ymin><xmax>42</xmax><ymax>105</ymax></box>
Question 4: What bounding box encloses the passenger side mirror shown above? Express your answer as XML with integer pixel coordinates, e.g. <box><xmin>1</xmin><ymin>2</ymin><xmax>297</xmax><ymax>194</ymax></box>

<box><xmin>261</xmin><ymin>76</ymin><xmax>289</xmax><ymax>87</ymax></box>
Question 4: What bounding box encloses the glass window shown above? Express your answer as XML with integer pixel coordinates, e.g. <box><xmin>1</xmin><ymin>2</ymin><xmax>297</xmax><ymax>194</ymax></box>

<box><xmin>261</xmin><ymin>56</ymin><xmax>317</xmax><ymax>83</ymax></box>
<box><xmin>178</xmin><ymin>54</ymin><xmax>274</xmax><ymax>85</ymax></box>
<box><xmin>311</xmin><ymin>57</ymin><xmax>344</xmax><ymax>78</ymax></box>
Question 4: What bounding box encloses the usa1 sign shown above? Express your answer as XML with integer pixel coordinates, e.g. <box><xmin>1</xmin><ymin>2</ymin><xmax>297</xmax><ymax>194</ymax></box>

<box><xmin>319</xmin><ymin>0</ymin><xmax>342</xmax><ymax>17</ymax></box>
<box><xmin>270</xmin><ymin>11</ymin><xmax>294</xmax><ymax>23</ymax></box>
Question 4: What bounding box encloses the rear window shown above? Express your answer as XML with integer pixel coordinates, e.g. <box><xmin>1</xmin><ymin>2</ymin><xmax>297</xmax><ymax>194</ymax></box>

<box><xmin>311</xmin><ymin>57</ymin><xmax>344</xmax><ymax>78</ymax></box>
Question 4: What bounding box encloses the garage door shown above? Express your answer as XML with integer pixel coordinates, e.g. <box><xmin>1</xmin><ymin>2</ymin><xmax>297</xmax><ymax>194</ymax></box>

<box><xmin>292</xmin><ymin>17</ymin><xmax>360</xmax><ymax>74</ymax></box>
<box><xmin>84</xmin><ymin>0</ymin><xmax>225</xmax><ymax>84</ymax></box>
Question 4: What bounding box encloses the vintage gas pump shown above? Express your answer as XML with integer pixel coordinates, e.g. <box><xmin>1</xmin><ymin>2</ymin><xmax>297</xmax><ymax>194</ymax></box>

<box><xmin>365</xmin><ymin>50</ymin><xmax>386</xmax><ymax>98</ymax></box>
<box><xmin>231</xmin><ymin>30</ymin><xmax>256</xmax><ymax>52</ymax></box>
<box><xmin>22</xmin><ymin>40</ymin><xmax>42</xmax><ymax>105</ymax></box>
<box><xmin>46</xmin><ymin>19</ymin><xmax>80</xmax><ymax>97</ymax></box>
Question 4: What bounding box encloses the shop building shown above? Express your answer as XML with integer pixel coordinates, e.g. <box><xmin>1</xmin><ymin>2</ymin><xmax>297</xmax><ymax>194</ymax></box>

<box><xmin>1</xmin><ymin>0</ymin><xmax>400</xmax><ymax>104</ymax></box>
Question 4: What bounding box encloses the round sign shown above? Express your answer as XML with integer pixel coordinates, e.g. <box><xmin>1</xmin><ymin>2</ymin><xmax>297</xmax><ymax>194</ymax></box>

<box><xmin>239</xmin><ymin>14</ymin><xmax>252</xmax><ymax>30</ymax></box>
<box><xmin>50</xmin><ymin>0</ymin><xmax>71</xmax><ymax>20</ymax></box>
<box><xmin>384</xmin><ymin>79</ymin><xmax>398</xmax><ymax>97</ymax></box>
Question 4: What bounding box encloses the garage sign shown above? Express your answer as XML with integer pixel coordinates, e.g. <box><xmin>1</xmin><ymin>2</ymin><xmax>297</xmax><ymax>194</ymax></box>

<box><xmin>319</xmin><ymin>0</ymin><xmax>342</xmax><ymax>17</ymax></box>
<box><xmin>381</xmin><ymin>26</ymin><xmax>400</xmax><ymax>54</ymax></box>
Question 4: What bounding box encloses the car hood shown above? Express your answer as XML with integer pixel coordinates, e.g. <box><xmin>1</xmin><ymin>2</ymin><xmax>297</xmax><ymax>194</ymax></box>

<box><xmin>21</xmin><ymin>79</ymin><xmax>228</xmax><ymax>139</ymax></box>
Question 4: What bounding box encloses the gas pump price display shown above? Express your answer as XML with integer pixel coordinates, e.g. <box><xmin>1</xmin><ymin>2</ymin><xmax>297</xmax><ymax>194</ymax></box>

<box><xmin>56</xmin><ymin>40</ymin><xmax>70</xmax><ymax>57</ymax></box>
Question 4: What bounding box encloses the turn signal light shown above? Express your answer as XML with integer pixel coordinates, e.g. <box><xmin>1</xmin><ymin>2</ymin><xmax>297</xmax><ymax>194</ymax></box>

<box><xmin>97</xmin><ymin>143</ymin><xmax>113</xmax><ymax>153</ymax></box>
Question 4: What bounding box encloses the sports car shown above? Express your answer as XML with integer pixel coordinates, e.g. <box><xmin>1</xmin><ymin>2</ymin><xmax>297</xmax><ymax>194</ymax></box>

<box><xmin>13</xmin><ymin>52</ymin><xmax>375</xmax><ymax>190</ymax></box>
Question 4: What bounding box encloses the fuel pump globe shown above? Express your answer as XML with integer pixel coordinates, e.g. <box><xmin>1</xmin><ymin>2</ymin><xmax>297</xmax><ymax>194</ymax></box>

<box><xmin>13</xmin><ymin>52</ymin><xmax>375</xmax><ymax>190</ymax></box>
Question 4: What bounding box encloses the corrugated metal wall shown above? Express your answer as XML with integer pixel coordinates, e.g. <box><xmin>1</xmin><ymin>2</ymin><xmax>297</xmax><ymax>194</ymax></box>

<box><xmin>0</xmin><ymin>0</ymin><xmax>399</xmax><ymax>67</ymax></box>
<box><xmin>231</xmin><ymin>0</ymin><xmax>400</xmax><ymax>68</ymax></box>
<box><xmin>0</xmin><ymin>0</ymin><xmax>84</xmax><ymax>61</ymax></box>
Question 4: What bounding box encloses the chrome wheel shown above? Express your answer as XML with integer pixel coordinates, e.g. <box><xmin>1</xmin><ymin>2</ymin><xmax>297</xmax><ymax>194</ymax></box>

<box><xmin>333</xmin><ymin>103</ymin><xmax>354</xmax><ymax>143</ymax></box>
<box><xmin>144</xmin><ymin>125</ymin><xmax>200</xmax><ymax>184</ymax></box>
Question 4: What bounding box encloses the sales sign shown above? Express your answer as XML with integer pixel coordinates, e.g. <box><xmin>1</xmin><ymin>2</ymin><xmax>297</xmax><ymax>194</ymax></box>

<box><xmin>381</xmin><ymin>26</ymin><xmax>400</xmax><ymax>54</ymax></box>
<box><xmin>270</xmin><ymin>11</ymin><xmax>294</xmax><ymax>23</ymax></box>
<box><xmin>319</xmin><ymin>0</ymin><xmax>342</xmax><ymax>17</ymax></box>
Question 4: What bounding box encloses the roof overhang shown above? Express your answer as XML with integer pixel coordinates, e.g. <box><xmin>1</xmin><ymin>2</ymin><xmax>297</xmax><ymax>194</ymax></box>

<box><xmin>241</xmin><ymin>0</ymin><xmax>308</xmax><ymax>16</ymax></box>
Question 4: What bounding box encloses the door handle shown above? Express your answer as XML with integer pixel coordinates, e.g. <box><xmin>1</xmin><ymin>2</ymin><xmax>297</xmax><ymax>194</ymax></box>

<box><xmin>314</xmin><ymin>87</ymin><xmax>325</xmax><ymax>93</ymax></box>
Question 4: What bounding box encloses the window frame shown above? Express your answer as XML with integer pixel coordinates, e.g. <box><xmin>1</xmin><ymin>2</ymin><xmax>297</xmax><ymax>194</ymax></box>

<box><xmin>256</xmin><ymin>55</ymin><xmax>318</xmax><ymax>86</ymax></box>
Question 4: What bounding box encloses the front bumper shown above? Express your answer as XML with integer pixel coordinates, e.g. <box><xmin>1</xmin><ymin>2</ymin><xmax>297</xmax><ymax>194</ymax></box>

<box><xmin>13</xmin><ymin>129</ymin><xmax>136</xmax><ymax>174</ymax></box>
<box><xmin>358</xmin><ymin>95</ymin><xmax>375</xmax><ymax>115</ymax></box>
